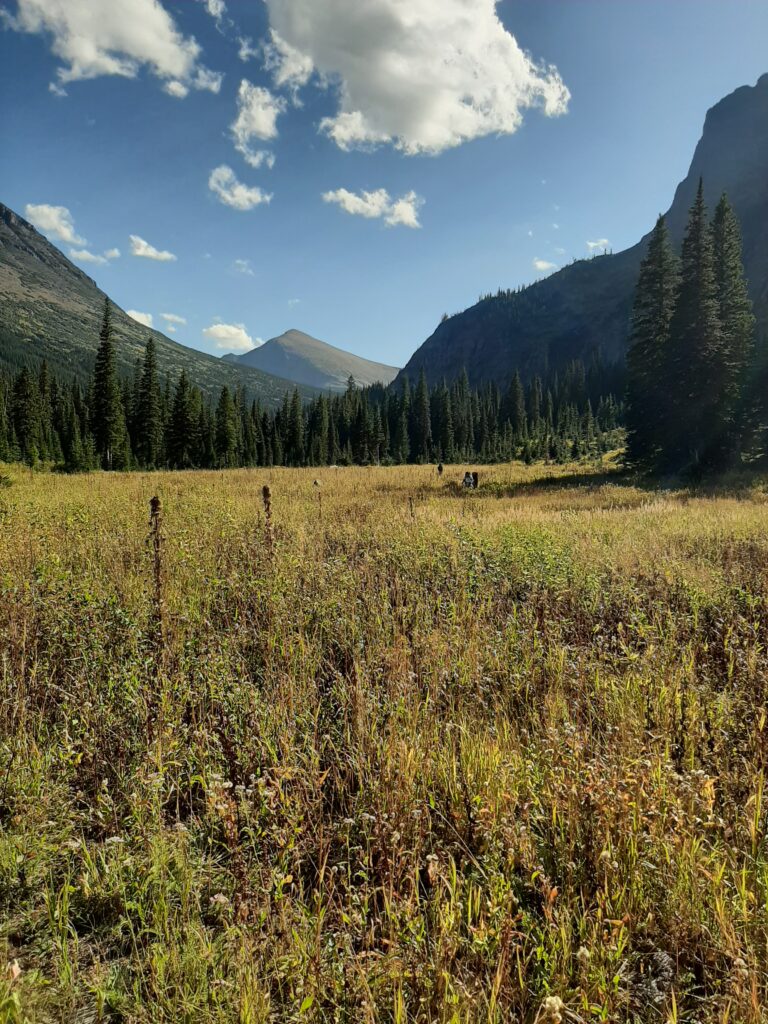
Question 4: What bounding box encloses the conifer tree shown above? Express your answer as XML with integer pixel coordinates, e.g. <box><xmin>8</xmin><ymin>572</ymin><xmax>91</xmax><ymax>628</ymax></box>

<box><xmin>92</xmin><ymin>300</ymin><xmax>129</xmax><ymax>470</ymax></box>
<box><xmin>168</xmin><ymin>371</ymin><xmax>195</xmax><ymax>468</ymax></box>
<box><xmin>286</xmin><ymin>387</ymin><xmax>304</xmax><ymax>466</ymax></box>
<box><xmin>0</xmin><ymin>376</ymin><xmax>9</xmax><ymax>461</ymax></box>
<box><xmin>665</xmin><ymin>180</ymin><xmax>722</xmax><ymax>470</ymax></box>
<box><xmin>435</xmin><ymin>381</ymin><xmax>455</xmax><ymax>461</ymax></box>
<box><xmin>12</xmin><ymin>368</ymin><xmax>42</xmax><ymax>465</ymax></box>
<box><xmin>137</xmin><ymin>337</ymin><xmax>163</xmax><ymax>468</ymax></box>
<box><xmin>215</xmin><ymin>386</ymin><xmax>239</xmax><ymax>468</ymax></box>
<box><xmin>625</xmin><ymin>214</ymin><xmax>680</xmax><ymax>467</ymax></box>
<box><xmin>413</xmin><ymin>369</ymin><xmax>432</xmax><ymax>462</ymax></box>
<box><xmin>508</xmin><ymin>370</ymin><xmax>527</xmax><ymax>442</ymax></box>
<box><xmin>394</xmin><ymin>377</ymin><xmax>411</xmax><ymax>463</ymax></box>
<box><xmin>712</xmin><ymin>193</ymin><xmax>755</xmax><ymax>457</ymax></box>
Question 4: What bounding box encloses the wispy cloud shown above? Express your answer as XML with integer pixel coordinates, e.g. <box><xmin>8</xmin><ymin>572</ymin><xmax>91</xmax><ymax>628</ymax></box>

<box><xmin>200</xmin><ymin>0</ymin><xmax>227</xmax><ymax>30</ymax></box>
<box><xmin>6</xmin><ymin>0</ymin><xmax>221</xmax><ymax>97</ymax></box>
<box><xmin>69</xmin><ymin>246</ymin><xmax>120</xmax><ymax>264</ymax></box>
<box><xmin>533</xmin><ymin>257</ymin><xmax>557</xmax><ymax>274</ymax></box>
<box><xmin>127</xmin><ymin>310</ymin><xmax>153</xmax><ymax>327</ymax></box>
<box><xmin>203</xmin><ymin>321</ymin><xmax>256</xmax><ymax>352</ymax></box>
<box><xmin>587</xmin><ymin>238</ymin><xmax>610</xmax><ymax>251</ymax></box>
<box><xmin>209</xmin><ymin>165</ymin><xmax>272</xmax><ymax>211</ymax></box>
<box><xmin>233</xmin><ymin>258</ymin><xmax>255</xmax><ymax>275</ymax></box>
<box><xmin>322</xmin><ymin>187</ymin><xmax>423</xmax><ymax>228</ymax></box>
<box><xmin>69</xmin><ymin>248</ymin><xmax>106</xmax><ymax>264</ymax></box>
<box><xmin>231</xmin><ymin>79</ymin><xmax>283</xmax><ymax>168</ymax></box>
<box><xmin>25</xmin><ymin>203</ymin><xmax>85</xmax><ymax>245</ymax></box>
<box><xmin>129</xmin><ymin>235</ymin><xmax>177</xmax><ymax>261</ymax></box>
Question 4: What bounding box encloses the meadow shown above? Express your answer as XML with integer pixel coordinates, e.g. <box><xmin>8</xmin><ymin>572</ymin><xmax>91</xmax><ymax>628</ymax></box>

<box><xmin>0</xmin><ymin>460</ymin><xmax>766</xmax><ymax>1023</ymax></box>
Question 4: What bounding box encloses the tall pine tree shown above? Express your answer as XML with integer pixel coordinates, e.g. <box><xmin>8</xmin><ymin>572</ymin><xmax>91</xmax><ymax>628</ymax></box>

<box><xmin>712</xmin><ymin>193</ymin><xmax>755</xmax><ymax>459</ymax></box>
<box><xmin>413</xmin><ymin>369</ymin><xmax>432</xmax><ymax>462</ymax></box>
<box><xmin>137</xmin><ymin>337</ymin><xmax>163</xmax><ymax>468</ymax></box>
<box><xmin>665</xmin><ymin>180</ymin><xmax>722</xmax><ymax>471</ymax></box>
<box><xmin>92</xmin><ymin>300</ymin><xmax>129</xmax><ymax>470</ymax></box>
<box><xmin>625</xmin><ymin>214</ymin><xmax>680</xmax><ymax>468</ymax></box>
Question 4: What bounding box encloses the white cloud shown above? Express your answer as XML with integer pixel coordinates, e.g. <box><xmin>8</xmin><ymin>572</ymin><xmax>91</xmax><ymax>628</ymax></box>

<box><xmin>203</xmin><ymin>321</ymin><xmax>255</xmax><ymax>352</ymax></box>
<box><xmin>127</xmin><ymin>310</ymin><xmax>154</xmax><ymax>327</ymax></box>
<box><xmin>263</xmin><ymin>0</ymin><xmax>569</xmax><ymax>154</ymax></box>
<box><xmin>68</xmin><ymin>245</ymin><xmax>121</xmax><ymax>264</ymax></box>
<box><xmin>527</xmin><ymin>229</ymin><xmax>534</xmax><ymax>238</ymax></box>
<box><xmin>554</xmin><ymin>246</ymin><xmax>566</xmax><ymax>256</ymax></box>
<box><xmin>193</xmin><ymin>67</ymin><xmax>223</xmax><ymax>93</ymax></box>
<box><xmin>69</xmin><ymin>247</ymin><xmax>106</xmax><ymax>264</ymax></box>
<box><xmin>201</xmin><ymin>0</ymin><xmax>226</xmax><ymax>29</ymax></box>
<box><xmin>263</xmin><ymin>30</ymin><xmax>314</xmax><ymax>93</ymax></box>
<box><xmin>161</xmin><ymin>312</ymin><xmax>186</xmax><ymax>324</ymax></box>
<box><xmin>552</xmin><ymin>222</ymin><xmax>560</xmax><ymax>230</ymax></box>
<box><xmin>237</xmin><ymin>36</ymin><xmax>258</xmax><ymax>62</ymax></box>
<box><xmin>322</xmin><ymin>187</ymin><xmax>423</xmax><ymax>228</ymax></box>
<box><xmin>163</xmin><ymin>80</ymin><xmax>188</xmax><ymax>98</ymax></box>
<box><xmin>208</xmin><ymin>165</ymin><xmax>272</xmax><ymax>210</ymax></box>
<box><xmin>129</xmin><ymin>234</ymin><xmax>177</xmax><ymax>261</ymax></box>
<box><xmin>231</xmin><ymin>79</ymin><xmax>284</xmax><ymax>168</ymax></box>
<box><xmin>233</xmin><ymin>258</ymin><xmax>255</xmax><ymax>275</ymax></box>
<box><xmin>386</xmin><ymin>192</ymin><xmax>423</xmax><ymax>228</ymax></box>
<box><xmin>323</xmin><ymin>188</ymin><xmax>389</xmax><ymax>220</ymax></box>
<box><xmin>7</xmin><ymin>0</ymin><xmax>221</xmax><ymax>97</ymax></box>
<box><xmin>25</xmin><ymin>203</ymin><xmax>85</xmax><ymax>244</ymax></box>
<box><xmin>288</xmin><ymin>298</ymin><xmax>301</xmax><ymax>307</ymax></box>
<box><xmin>587</xmin><ymin>238</ymin><xmax>610</xmax><ymax>251</ymax></box>
<box><xmin>533</xmin><ymin>257</ymin><xmax>557</xmax><ymax>274</ymax></box>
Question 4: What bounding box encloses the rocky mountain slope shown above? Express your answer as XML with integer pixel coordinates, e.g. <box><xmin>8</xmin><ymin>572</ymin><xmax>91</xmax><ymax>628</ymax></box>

<box><xmin>399</xmin><ymin>73</ymin><xmax>768</xmax><ymax>387</ymax></box>
<box><xmin>0</xmin><ymin>204</ymin><xmax>315</xmax><ymax>406</ymax></box>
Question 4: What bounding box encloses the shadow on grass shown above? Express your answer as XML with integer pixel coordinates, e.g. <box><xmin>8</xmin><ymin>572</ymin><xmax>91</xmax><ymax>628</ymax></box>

<box><xmin>438</xmin><ymin>463</ymin><xmax>768</xmax><ymax>501</ymax></box>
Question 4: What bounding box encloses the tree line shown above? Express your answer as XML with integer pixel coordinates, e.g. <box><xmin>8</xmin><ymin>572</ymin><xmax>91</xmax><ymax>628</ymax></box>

<box><xmin>11</xmin><ymin>180</ymin><xmax>756</xmax><ymax>478</ymax></box>
<box><xmin>0</xmin><ymin>301</ymin><xmax>623</xmax><ymax>472</ymax></box>
<box><xmin>626</xmin><ymin>182</ymin><xmax>758</xmax><ymax>472</ymax></box>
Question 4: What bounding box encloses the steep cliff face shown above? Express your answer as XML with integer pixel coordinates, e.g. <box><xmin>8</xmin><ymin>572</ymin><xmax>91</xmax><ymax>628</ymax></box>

<box><xmin>399</xmin><ymin>73</ymin><xmax>768</xmax><ymax>387</ymax></box>
<box><xmin>0</xmin><ymin>204</ymin><xmax>315</xmax><ymax>406</ymax></box>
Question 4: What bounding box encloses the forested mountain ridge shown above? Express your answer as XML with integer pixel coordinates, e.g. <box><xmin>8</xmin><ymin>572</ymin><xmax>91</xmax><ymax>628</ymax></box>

<box><xmin>224</xmin><ymin>329</ymin><xmax>399</xmax><ymax>392</ymax></box>
<box><xmin>400</xmin><ymin>72</ymin><xmax>768</xmax><ymax>388</ymax></box>
<box><xmin>0</xmin><ymin>204</ymin><xmax>316</xmax><ymax>408</ymax></box>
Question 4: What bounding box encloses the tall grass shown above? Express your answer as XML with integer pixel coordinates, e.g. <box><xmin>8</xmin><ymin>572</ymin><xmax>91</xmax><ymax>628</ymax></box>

<box><xmin>0</xmin><ymin>459</ymin><xmax>766</xmax><ymax>1022</ymax></box>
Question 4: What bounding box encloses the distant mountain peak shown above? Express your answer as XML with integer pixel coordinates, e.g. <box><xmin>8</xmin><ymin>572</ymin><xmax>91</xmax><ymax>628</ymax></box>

<box><xmin>227</xmin><ymin>327</ymin><xmax>399</xmax><ymax>392</ymax></box>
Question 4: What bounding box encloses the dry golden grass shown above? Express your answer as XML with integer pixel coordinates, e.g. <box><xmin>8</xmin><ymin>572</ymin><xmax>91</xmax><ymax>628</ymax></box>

<box><xmin>0</xmin><ymin>459</ymin><xmax>766</xmax><ymax>1022</ymax></box>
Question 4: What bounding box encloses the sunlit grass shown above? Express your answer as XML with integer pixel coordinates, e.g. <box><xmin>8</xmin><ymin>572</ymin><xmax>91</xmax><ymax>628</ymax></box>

<box><xmin>0</xmin><ymin>459</ymin><xmax>766</xmax><ymax>1022</ymax></box>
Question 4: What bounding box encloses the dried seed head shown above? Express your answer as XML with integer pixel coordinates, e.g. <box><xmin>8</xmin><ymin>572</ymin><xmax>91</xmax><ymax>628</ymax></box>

<box><xmin>541</xmin><ymin>995</ymin><xmax>565</xmax><ymax>1023</ymax></box>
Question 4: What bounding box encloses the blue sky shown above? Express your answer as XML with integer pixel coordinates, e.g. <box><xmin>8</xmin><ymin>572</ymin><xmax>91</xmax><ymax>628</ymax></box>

<box><xmin>1</xmin><ymin>0</ymin><xmax>766</xmax><ymax>369</ymax></box>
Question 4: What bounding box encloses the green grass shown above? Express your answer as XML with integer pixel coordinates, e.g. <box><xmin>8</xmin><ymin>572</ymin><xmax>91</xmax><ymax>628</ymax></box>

<box><xmin>0</xmin><ymin>460</ymin><xmax>766</xmax><ymax>1022</ymax></box>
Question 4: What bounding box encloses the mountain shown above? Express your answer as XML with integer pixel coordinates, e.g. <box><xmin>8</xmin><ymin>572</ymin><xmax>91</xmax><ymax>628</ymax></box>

<box><xmin>224</xmin><ymin>329</ymin><xmax>399</xmax><ymax>392</ymax></box>
<box><xmin>399</xmin><ymin>73</ymin><xmax>768</xmax><ymax>388</ymax></box>
<box><xmin>0</xmin><ymin>203</ymin><xmax>316</xmax><ymax>407</ymax></box>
